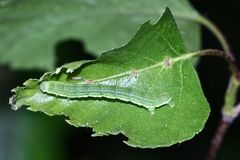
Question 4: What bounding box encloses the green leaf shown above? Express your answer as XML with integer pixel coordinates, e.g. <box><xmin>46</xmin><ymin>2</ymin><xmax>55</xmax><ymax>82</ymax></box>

<box><xmin>0</xmin><ymin>0</ymin><xmax>200</xmax><ymax>70</ymax></box>
<box><xmin>10</xmin><ymin>9</ymin><xmax>209</xmax><ymax>148</ymax></box>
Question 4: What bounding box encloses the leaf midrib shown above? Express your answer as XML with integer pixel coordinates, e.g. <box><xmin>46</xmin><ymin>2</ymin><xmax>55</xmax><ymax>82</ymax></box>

<box><xmin>94</xmin><ymin>51</ymin><xmax>197</xmax><ymax>83</ymax></box>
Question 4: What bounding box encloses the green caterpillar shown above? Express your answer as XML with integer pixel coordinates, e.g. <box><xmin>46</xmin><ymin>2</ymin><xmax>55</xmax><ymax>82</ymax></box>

<box><xmin>40</xmin><ymin>81</ymin><xmax>174</xmax><ymax>114</ymax></box>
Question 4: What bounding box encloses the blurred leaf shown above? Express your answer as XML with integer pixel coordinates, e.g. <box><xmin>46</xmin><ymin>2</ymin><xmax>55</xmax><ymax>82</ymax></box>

<box><xmin>10</xmin><ymin>9</ymin><xmax>209</xmax><ymax>148</ymax></box>
<box><xmin>0</xmin><ymin>111</ymin><xmax>66</xmax><ymax>160</ymax></box>
<box><xmin>0</xmin><ymin>0</ymin><xmax>200</xmax><ymax>70</ymax></box>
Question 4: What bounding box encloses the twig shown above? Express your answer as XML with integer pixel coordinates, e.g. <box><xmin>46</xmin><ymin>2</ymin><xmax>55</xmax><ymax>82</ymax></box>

<box><xmin>206</xmin><ymin>117</ymin><xmax>229</xmax><ymax>160</ymax></box>
<box><xmin>206</xmin><ymin>104</ymin><xmax>240</xmax><ymax>160</ymax></box>
<box><xmin>196</xmin><ymin>16</ymin><xmax>240</xmax><ymax>160</ymax></box>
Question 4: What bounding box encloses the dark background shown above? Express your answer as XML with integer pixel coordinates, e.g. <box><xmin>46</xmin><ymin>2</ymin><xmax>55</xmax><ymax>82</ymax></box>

<box><xmin>0</xmin><ymin>0</ymin><xmax>240</xmax><ymax>160</ymax></box>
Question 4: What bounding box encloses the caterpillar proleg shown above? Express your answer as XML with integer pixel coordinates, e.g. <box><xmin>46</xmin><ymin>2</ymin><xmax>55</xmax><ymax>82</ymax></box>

<box><xmin>40</xmin><ymin>81</ymin><xmax>174</xmax><ymax>114</ymax></box>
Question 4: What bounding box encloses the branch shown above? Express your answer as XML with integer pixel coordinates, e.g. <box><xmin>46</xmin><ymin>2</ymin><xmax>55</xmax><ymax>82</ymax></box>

<box><xmin>197</xmin><ymin>16</ymin><xmax>240</xmax><ymax>160</ymax></box>
<box><xmin>206</xmin><ymin>104</ymin><xmax>240</xmax><ymax>160</ymax></box>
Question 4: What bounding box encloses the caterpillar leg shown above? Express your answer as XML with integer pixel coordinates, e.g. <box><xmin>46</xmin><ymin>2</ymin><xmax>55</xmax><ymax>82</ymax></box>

<box><xmin>148</xmin><ymin>108</ymin><xmax>155</xmax><ymax>115</ymax></box>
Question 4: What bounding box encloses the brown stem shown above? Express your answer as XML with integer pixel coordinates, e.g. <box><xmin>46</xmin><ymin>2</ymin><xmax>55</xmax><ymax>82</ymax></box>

<box><xmin>206</xmin><ymin>104</ymin><xmax>240</xmax><ymax>160</ymax></box>
<box><xmin>198</xmin><ymin>49</ymin><xmax>238</xmax><ymax>75</ymax></box>
<box><xmin>206</xmin><ymin>116</ymin><xmax>230</xmax><ymax>160</ymax></box>
<box><xmin>195</xmin><ymin>15</ymin><xmax>240</xmax><ymax>160</ymax></box>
